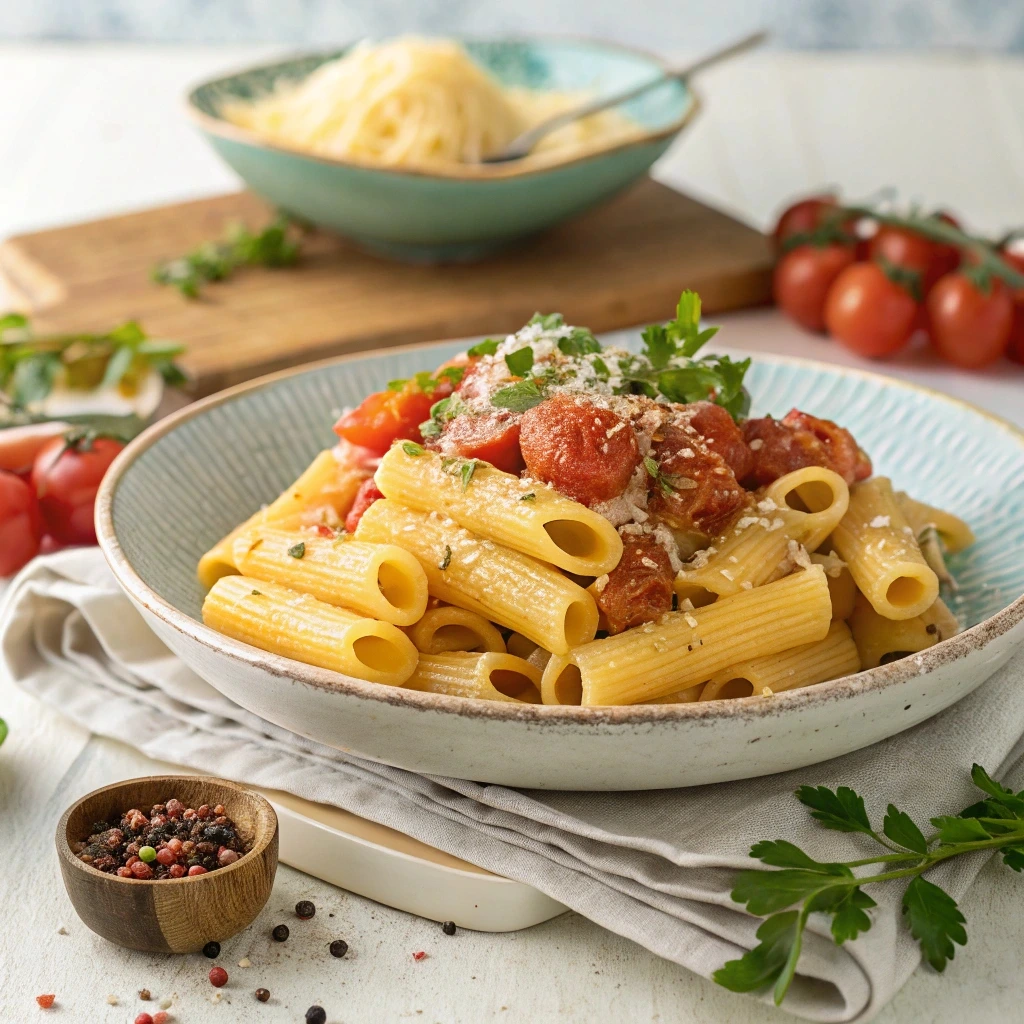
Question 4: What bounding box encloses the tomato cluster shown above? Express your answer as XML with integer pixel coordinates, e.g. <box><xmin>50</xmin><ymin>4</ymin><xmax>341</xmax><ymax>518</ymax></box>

<box><xmin>772</xmin><ymin>194</ymin><xmax>1024</xmax><ymax>369</ymax></box>
<box><xmin>0</xmin><ymin>429</ymin><xmax>125</xmax><ymax>576</ymax></box>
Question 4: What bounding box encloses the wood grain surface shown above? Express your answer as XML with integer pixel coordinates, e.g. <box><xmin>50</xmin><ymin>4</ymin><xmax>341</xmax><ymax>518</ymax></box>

<box><xmin>56</xmin><ymin>775</ymin><xmax>278</xmax><ymax>954</ymax></box>
<box><xmin>0</xmin><ymin>181</ymin><xmax>773</xmax><ymax>397</ymax></box>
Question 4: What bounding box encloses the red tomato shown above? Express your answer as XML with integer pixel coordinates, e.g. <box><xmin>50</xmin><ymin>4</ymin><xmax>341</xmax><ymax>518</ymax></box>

<box><xmin>928</xmin><ymin>211</ymin><xmax>963</xmax><ymax>285</ymax></box>
<box><xmin>0</xmin><ymin>470</ymin><xmax>43</xmax><ymax>575</ymax></box>
<box><xmin>823</xmin><ymin>262</ymin><xmax>919</xmax><ymax>358</ymax></box>
<box><xmin>0</xmin><ymin>421</ymin><xmax>70</xmax><ymax>476</ymax></box>
<box><xmin>868</xmin><ymin>227</ymin><xmax>933</xmax><ymax>278</ymax></box>
<box><xmin>772</xmin><ymin>194</ymin><xmax>839</xmax><ymax>249</ymax></box>
<box><xmin>925</xmin><ymin>272</ymin><xmax>1013</xmax><ymax>369</ymax></box>
<box><xmin>773</xmin><ymin>243</ymin><xmax>857</xmax><ymax>332</ymax></box>
<box><xmin>1001</xmin><ymin>246</ymin><xmax>1024</xmax><ymax>364</ymax></box>
<box><xmin>344</xmin><ymin>477</ymin><xmax>383</xmax><ymax>533</ymax></box>
<box><xmin>31</xmin><ymin>434</ymin><xmax>125</xmax><ymax>545</ymax></box>
<box><xmin>436</xmin><ymin>414</ymin><xmax>524</xmax><ymax>474</ymax></box>
<box><xmin>333</xmin><ymin>386</ymin><xmax>436</xmax><ymax>454</ymax></box>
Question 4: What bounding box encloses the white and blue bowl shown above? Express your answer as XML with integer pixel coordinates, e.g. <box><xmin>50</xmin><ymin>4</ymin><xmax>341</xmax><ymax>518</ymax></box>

<box><xmin>186</xmin><ymin>38</ymin><xmax>697</xmax><ymax>261</ymax></box>
<box><xmin>96</xmin><ymin>341</ymin><xmax>1024</xmax><ymax>790</ymax></box>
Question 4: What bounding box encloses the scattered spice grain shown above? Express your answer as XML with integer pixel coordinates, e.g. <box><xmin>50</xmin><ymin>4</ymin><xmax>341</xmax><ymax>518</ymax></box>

<box><xmin>203</xmin><ymin>941</ymin><xmax>220</xmax><ymax>959</ymax></box>
<box><xmin>209</xmin><ymin>966</ymin><xmax>228</xmax><ymax>988</ymax></box>
<box><xmin>305</xmin><ymin>1007</ymin><xmax>327</xmax><ymax>1024</ymax></box>
<box><xmin>295</xmin><ymin>900</ymin><xmax>316</xmax><ymax>919</ymax></box>
<box><xmin>329</xmin><ymin>939</ymin><xmax>349</xmax><ymax>958</ymax></box>
<box><xmin>272</xmin><ymin>924</ymin><xmax>290</xmax><ymax>942</ymax></box>
<box><xmin>442</xmin><ymin>921</ymin><xmax>457</xmax><ymax>935</ymax></box>
<box><xmin>255</xmin><ymin>988</ymin><xmax>271</xmax><ymax>1003</ymax></box>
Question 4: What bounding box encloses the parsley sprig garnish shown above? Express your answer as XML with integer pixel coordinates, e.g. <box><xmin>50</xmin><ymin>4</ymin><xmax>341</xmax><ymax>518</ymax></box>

<box><xmin>152</xmin><ymin>216</ymin><xmax>300</xmax><ymax>298</ymax></box>
<box><xmin>0</xmin><ymin>314</ymin><xmax>186</xmax><ymax>420</ymax></box>
<box><xmin>715</xmin><ymin>764</ymin><xmax>1024</xmax><ymax>1006</ymax></box>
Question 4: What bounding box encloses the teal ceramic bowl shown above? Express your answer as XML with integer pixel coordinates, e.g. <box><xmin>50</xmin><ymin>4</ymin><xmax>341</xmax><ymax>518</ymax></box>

<box><xmin>186</xmin><ymin>39</ymin><xmax>697</xmax><ymax>262</ymax></box>
<box><xmin>96</xmin><ymin>338</ymin><xmax>1024</xmax><ymax>790</ymax></box>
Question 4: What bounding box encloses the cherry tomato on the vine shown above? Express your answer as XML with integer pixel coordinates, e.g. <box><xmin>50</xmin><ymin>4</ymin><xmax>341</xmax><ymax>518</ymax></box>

<box><xmin>772</xmin><ymin>194</ymin><xmax>840</xmax><ymax>249</ymax></box>
<box><xmin>823</xmin><ymin>262</ymin><xmax>919</xmax><ymax>358</ymax></box>
<box><xmin>0</xmin><ymin>470</ymin><xmax>43</xmax><ymax>576</ymax></box>
<box><xmin>928</xmin><ymin>211</ymin><xmax>963</xmax><ymax>285</ymax></box>
<box><xmin>773</xmin><ymin>243</ymin><xmax>857</xmax><ymax>332</ymax></box>
<box><xmin>925</xmin><ymin>271</ymin><xmax>1013</xmax><ymax>369</ymax></box>
<box><xmin>1000</xmin><ymin>246</ymin><xmax>1024</xmax><ymax>364</ymax></box>
<box><xmin>31</xmin><ymin>433</ymin><xmax>125</xmax><ymax>546</ymax></box>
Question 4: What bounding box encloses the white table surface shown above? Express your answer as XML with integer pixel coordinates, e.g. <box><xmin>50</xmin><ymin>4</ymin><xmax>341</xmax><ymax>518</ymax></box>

<box><xmin>1</xmin><ymin>44</ymin><xmax>1023</xmax><ymax>1024</ymax></box>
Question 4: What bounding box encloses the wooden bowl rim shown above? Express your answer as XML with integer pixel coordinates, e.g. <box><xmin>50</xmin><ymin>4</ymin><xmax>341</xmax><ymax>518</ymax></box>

<box><xmin>56</xmin><ymin>774</ymin><xmax>278</xmax><ymax>888</ymax></box>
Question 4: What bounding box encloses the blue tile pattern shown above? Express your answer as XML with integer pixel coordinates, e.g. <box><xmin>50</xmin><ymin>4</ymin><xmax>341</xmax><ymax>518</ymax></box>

<box><xmin>4</xmin><ymin>0</ymin><xmax>1024</xmax><ymax>50</ymax></box>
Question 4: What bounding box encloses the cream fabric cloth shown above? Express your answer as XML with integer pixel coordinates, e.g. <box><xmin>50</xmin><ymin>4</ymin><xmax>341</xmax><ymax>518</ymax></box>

<box><xmin>3</xmin><ymin>548</ymin><xmax>1023</xmax><ymax>1023</ymax></box>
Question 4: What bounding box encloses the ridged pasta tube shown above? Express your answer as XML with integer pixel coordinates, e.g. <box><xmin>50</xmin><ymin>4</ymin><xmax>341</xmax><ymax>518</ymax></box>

<box><xmin>374</xmin><ymin>444</ymin><xmax>622</xmax><ymax>576</ymax></box>
<box><xmin>849</xmin><ymin>592</ymin><xmax>961</xmax><ymax>669</ymax></box>
<box><xmin>202</xmin><ymin>575</ymin><xmax>418</xmax><ymax>686</ymax></box>
<box><xmin>568</xmin><ymin>565</ymin><xmax>832</xmax><ymax>706</ymax></box>
<box><xmin>232</xmin><ymin>528</ymin><xmax>427</xmax><ymax>625</ymax></box>
<box><xmin>405</xmin><ymin>652</ymin><xmax>543</xmax><ymax>703</ymax></box>
<box><xmin>831</xmin><ymin>477</ymin><xmax>939</xmax><ymax>620</ymax></box>
<box><xmin>355</xmin><ymin>499</ymin><xmax>598</xmax><ymax>655</ymax></box>
<box><xmin>699</xmin><ymin>621</ymin><xmax>860</xmax><ymax>700</ymax></box>
<box><xmin>198</xmin><ymin>449</ymin><xmax>368</xmax><ymax>589</ymax></box>
<box><xmin>408</xmin><ymin>606</ymin><xmax>506</xmax><ymax>654</ymax></box>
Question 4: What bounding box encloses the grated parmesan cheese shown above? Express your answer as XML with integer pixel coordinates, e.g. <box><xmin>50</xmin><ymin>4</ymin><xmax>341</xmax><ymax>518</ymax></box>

<box><xmin>870</xmin><ymin>515</ymin><xmax>891</xmax><ymax>528</ymax></box>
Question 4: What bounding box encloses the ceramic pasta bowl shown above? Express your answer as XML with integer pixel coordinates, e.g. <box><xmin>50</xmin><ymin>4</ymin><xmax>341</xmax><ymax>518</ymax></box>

<box><xmin>186</xmin><ymin>38</ymin><xmax>697</xmax><ymax>261</ymax></box>
<box><xmin>96</xmin><ymin>339</ymin><xmax>1024</xmax><ymax>790</ymax></box>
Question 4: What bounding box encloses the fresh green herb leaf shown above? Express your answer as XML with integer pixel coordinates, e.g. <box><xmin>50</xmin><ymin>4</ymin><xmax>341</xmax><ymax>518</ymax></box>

<box><xmin>828</xmin><ymin>888</ymin><xmax>876</xmax><ymax>944</ymax></box>
<box><xmin>557</xmin><ymin>328</ymin><xmax>601</xmax><ymax>357</ymax></box>
<box><xmin>749</xmin><ymin>840</ymin><xmax>848</xmax><ymax>873</ymax></box>
<box><xmin>713</xmin><ymin>912</ymin><xmax>800</xmax><ymax>994</ymax></box>
<box><xmin>401</xmin><ymin>441</ymin><xmax>425</xmax><ymax>457</ymax></box>
<box><xmin>504</xmin><ymin>347</ymin><xmax>535</xmax><ymax>377</ymax></box>
<box><xmin>882</xmin><ymin>804</ymin><xmax>929</xmax><ymax>854</ymax></box>
<box><xmin>10</xmin><ymin>353</ymin><xmax>60</xmax><ymax>406</ymax></box>
<box><xmin>519</xmin><ymin>493</ymin><xmax>536</xmax><ymax>502</ymax></box>
<box><xmin>387</xmin><ymin>378</ymin><xmax>408</xmax><ymax>392</ymax></box>
<box><xmin>491</xmin><ymin>379</ymin><xmax>546</xmax><ymax>413</ymax></box>
<box><xmin>528</xmin><ymin>312</ymin><xmax>565</xmax><ymax>330</ymax></box>
<box><xmin>929</xmin><ymin>815</ymin><xmax>991</xmax><ymax>844</ymax></box>
<box><xmin>460</xmin><ymin>460</ymin><xmax>479</xmax><ymax>491</ymax></box>
<box><xmin>420</xmin><ymin>419</ymin><xmax>442</xmax><ymax>438</ymax></box>
<box><xmin>795</xmin><ymin>784</ymin><xmax>874</xmax><ymax>836</ymax></box>
<box><xmin>288</xmin><ymin>542</ymin><xmax>306</xmax><ymax>559</ymax></box>
<box><xmin>590</xmin><ymin>355</ymin><xmax>610</xmax><ymax>381</ymax></box>
<box><xmin>438</xmin><ymin>545</ymin><xmax>452</xmax><ymax>571</ymax></box>
<box><xmin>642</xmin><ymin>456</ymin><xmax>660</xmax><ymax>479</ymax></box>
<box><xmin>438</xmin><ymin>365</ymin><xmax>465</xmax><ymax>386</ymax></box>
<box><xmin>0</xmin><ymin>313</ymin><xmax>28</xmax><ymax>333</ymax></box>
<box><xmin>251</xmin><ymin>589</ymin><xmax>262</xmax><ymax>596</ymax></box>
<box><xmin>467</xmin><ymin>339</ymin><xmax>500</xmax><ymax>358</ymax></box>
<box><xmin>100</xmin><ymin>344</ymin><xmax>135</xmax><ymax>389</ymax></box>
<box><xmin>901</xmin><ymin>876</ymin><xmax>967</xmax><ymax>972</ymax></box>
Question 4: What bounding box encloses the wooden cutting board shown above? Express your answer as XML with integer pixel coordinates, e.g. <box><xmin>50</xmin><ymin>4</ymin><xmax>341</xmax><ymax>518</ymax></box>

<box><xmin>0</xmin><ymin>181</ymin><xmax>772</xmax><ymax>397</ymax></box>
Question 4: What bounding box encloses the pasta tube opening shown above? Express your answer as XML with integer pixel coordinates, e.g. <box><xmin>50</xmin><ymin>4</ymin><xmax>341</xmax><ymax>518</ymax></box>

<box><xmin>541</xmin><ymin>656</ymin><xmax>583</xmax><ymax>706</ymax></box>
<box><xmin>352</xmin><ymin>635</ymin><xmax>406</xmax><ymax>673</ymax></box>
<box><xmin>886</xmin><ymin>575</ymin><xmax>929</xmax><ymax>610</ymax></box>
<box><xmin>408</xmin><ymin>606</ymin><xmax>506</xmax><ymax>654</ymax></box>
<box><xmin>405</xmin><ymin>652</ymin><xmax>542</xmax><ymax>703</ymax></box>
<box><xmin>376</xmin><ymin>557</ymin><xmax>424</xmax><ymax>621</ymax></box>
<box><xmin>701</xmin><ymin>677</ymin><xmax>754</xmax><ymax>701</ymax></box>
<box><xmin>489</xmin><ymin>667</ymin><xmax>542</xmax><ymax>703</ymax></box>
<box><xmin>542</xmin><ymin>519</ymin><xmax>615</xmax><ymax>564</ymax></box>
<box><xmin>564</xmin><ymin>598</ymin><xmax>600</xmax><ymax>649</ymax></box>
<box><xmin>765</xmin><ymin>466</ymin><xmax>850</xmax><ymax>552</ymax></box>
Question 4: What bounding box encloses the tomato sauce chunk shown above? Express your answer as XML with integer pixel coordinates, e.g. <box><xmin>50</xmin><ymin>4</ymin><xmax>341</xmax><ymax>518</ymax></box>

<box><xmin>647</xmin><ymin>424</ymin><xmax>747</xmax><ymax>538</ymax></box>
<box><xmin>344</xmin><ymin>478</ymin><xmax>384</xmax><ymax>533</ymax></box>
<box><xmin>743</xmin><ymin>411</ymin><xmax>871</xmax><ymax>486</ymax></box>
<box><xmin>681</xmin><ymin>401</ymin><xmax>754</xmax><ymax>483</ymax></box>
<box><xmin>519</xmin><ymin>395</ymin><xmax>639</xmax><ymax>506</ymax></box>
<box><xmin>436</xmin><ymin>413</ymin><xmax>524</xmax><ymax>474</ymax></box>
<box><xmin>595</xmin><ymin>533</ymin><xmax>675</xmax><ymax>634</ymax></box>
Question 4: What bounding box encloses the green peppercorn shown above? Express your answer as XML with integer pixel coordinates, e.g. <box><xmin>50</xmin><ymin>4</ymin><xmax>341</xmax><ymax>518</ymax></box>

<box><xmin>138</xmin><ymin>846</ymin><xmax>157</xmax><ymax>863</ymax></box>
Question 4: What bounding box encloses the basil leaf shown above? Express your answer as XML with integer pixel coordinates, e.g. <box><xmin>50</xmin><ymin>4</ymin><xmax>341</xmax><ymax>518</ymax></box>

<box><xmin>504</xmin><ymin>347</ymin><xmax>534</xmax><ymax>377</ymax></box>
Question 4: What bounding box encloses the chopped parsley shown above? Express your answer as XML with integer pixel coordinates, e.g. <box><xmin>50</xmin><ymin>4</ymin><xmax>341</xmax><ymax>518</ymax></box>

<box><xmin>643</xmin><ymin>455</ymin><xmax>687</xmax><ymax>496</ymax></box>
<box><xmin>388</xmin><ymin>366</ymin><xmax>464</xmax><ymax>395</ymax></box>
<box><xmin>401</xmin><ymin>441</ymin><xmax>425</xmax><ymax>457</ymax></box>
<box><xmin>419</xmin><ymin>393</ymin><xmax>469</xmax><ymax>439</ymax></box>
<box><xmin>528</xmin><ymin>312</ymin><xmax>565</xmax><ymax>330</ymax></box>
<box><xmin>251</xmin><ymin>589</ymin><xmax>262</xmax><ymax>596</ymax></box>
<box><xmin>557</xmin><ymin>328</ymin><xmax>601</xmax><ymax>357</ymax></box>
<box><xmin>287</xmin><ymin>542</ymin><xmax>306</xmax><ymax>559</ymax></box>
<box><xmin>438</xmin><ymin>545</ymin><xmax>452</xmax><ymax>571</ymax></box>
<box><xmin>467</xmin><ymin>338</ymin><xmax>500</xmax><ymax>358</ymax></box>
<box><xmin>490</xmin><ymin>378</ymin><xmax>547</xmax><ymax>412</ymax></box>
<box><xmin>460</xmin><ymin>460</ymin><xmax>479</xmax><ymax>491</ymax></box>
<box><xmin>519</xmin><ymin>492</ymin><xmax>536</xmax><ymax>502</ymax></box>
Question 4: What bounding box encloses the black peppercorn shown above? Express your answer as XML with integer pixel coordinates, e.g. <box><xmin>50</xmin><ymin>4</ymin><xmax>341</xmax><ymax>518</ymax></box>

<box><xmin>203</xmin><ymin>941</ymin><xmax>221</xmax><ymax>959</ymax></box>
<box><xmin>442</xmin><ymin>921</ymin><xmax>457</xmax><ymax>936</ymax></box>
<box><xmin>295</xmin><ymin>900</ymin><xmax>316</xmax><ymax>920</ymax></box>
<box><xmin>255</xmin><ymin>988</ymin><xmax>270</xmax><ymax>1003</ymax></box>
<box><xmin>272</xmin><ymin>924</ymin><xmax>290</xmax><ymax>942</ymax></box>
<box><xmin>329</xmin><ymin>939</ymin><xmax>348</xmax><ymax>958</ymax></box>
<box><xmin>305</xmin><ymin>1006</ymin><xmax>327</xmax><ymax>1024</ymax></box>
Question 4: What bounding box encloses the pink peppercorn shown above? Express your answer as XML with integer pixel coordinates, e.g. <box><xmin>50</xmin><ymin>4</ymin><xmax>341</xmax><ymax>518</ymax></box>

<box><xmin>213</xmin><ymin>804</ymin><xmax>226</xmax><ymax>816</ymax></box>
<box><xmin>218</xmin><ymin>849</ymin><xmax>239</xmax><ymax>867</ymax></box>
<box><xmin>197</xmin><ymin>805</ymin><xmax>211</xmax><ymax>819</ymax></box>
<box><xmin>168</xmin><ymin>864</ymin><xmax>186</xmax><ymax>879</ymax></box>
<box><xmin>131</xmin><ymin>860</ymin><xmax>154</xmax><ymax>880</ymax></box>
<box><xmin>36</xmin><ymin>994</ymin><xmax>55</xmax><ymax>1008</ymax></box>
<box><xmin>116</xmin><ymin>866</ymin><xmax>133</xmax><ymax>878</ymax></box>
<box><xmin>166</xmin><ymin>798</ymin><xmax>184</xmax><ymax>818</ymax></box>
<box><xmin>125</xmin><ymin>855</ymin><xmax>140</xmax><ymax>867</ymax></box>
<box><xmin>209</xmin><ymin>966</ymin><xmax>228</xmax><ymax>987</ymax></box>
<box><xmin>167</xmin><ymin>837</ymin><xmax>183</xmax><ymax>853</ymax></box>
<box><xmin>156</xmin><ymin>848</ymin><xmax>177</xmax><ymax>867</ymax></box>
<box><xmin>188</xmin><ymin>865</ymin><xmax>208</xmax><ymax>877</ymax></box>
<box><xmin>153</xmin><ymin>1014</ymin><xmax>170</xmax><ymax>1024</ymax></box>
<box><xmin>412</xmin><ymin>951</ymin><xmax>428</xmax><ymax>961</ymax></box>
<box><xmin>135</xmin><ymin>1013</ymin><xmax>154</xmax><ymax>1024</ymax></box>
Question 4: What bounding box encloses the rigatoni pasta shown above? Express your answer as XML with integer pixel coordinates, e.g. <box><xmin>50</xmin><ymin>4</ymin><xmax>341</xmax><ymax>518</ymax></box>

<box><xmin>408</xmin><ymin>606</ymin><xmax>506</xmax><ymax>654</ymax></box>
<box><xmin>405</xmin><ymin>652</ymin><xmax>543</xmax><ymax>703</ymax></box>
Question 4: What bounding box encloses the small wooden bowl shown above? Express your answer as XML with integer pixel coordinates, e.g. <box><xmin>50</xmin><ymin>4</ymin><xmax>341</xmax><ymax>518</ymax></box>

<box><xmin>56</xmin><ymin>775</ymin><xmax>278</xmax><ymax>953</ymax></box>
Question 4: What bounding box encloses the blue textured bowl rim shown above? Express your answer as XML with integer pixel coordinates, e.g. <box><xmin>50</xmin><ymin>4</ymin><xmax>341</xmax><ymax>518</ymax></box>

<box><xmin>96</xmin><ymin>344</ymin><xmax>1024</xmax><ymax>726</ymax></box>
<box><xmin>184</xmin><ymin>35</ymin><xmax>700</xmax><ymax>182</ymax></box>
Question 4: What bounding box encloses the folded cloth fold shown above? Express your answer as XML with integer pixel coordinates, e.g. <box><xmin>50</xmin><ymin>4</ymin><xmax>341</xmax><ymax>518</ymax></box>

<box><xmin>2</xmin><ymin>548</ymin><xmax>1023</xmax><ymax>1023</ymax></box>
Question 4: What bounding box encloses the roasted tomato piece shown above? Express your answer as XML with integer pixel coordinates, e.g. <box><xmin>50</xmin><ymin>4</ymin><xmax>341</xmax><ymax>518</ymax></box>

<box><xmin>595</xmin><ymin>533</ymin><xmax>675</xmax><ymax>635</ymax></box>
<box><xmin>436</xmin><ymin>413</ymin><xmax>524</xmax><ymax>474</ymax></box>
<box><xmin>333</xmin><ymin>384</ymin><xmax>438</xmax><ymax>454</ymax></box>
<box><xmin>681</xmin><ymin>401</ymin><xmax>754</xmax><ymax>483</ymax></box>
<box><xmin>344</xmin><ymin>478</ymin><xmax>384</xmax><ymax>533</ymax></box>
<box><xmin>647</xmin><ymin>424</ymin><xmax>747</xmax><ymax>538</ymax></box>
<box><xmin>519</xmin><ymin>395</ymin><xmax>640</xmax><ymax>506</ymax></box>
<box><xmin>742</xmin><ymin>417</ymin><xmax>831</xmax><ymax>487</ymax></box>
<box><xmin>781</xmin><ymin>409</ymin><xmax>871</xmax><ymax>483</ymax></box>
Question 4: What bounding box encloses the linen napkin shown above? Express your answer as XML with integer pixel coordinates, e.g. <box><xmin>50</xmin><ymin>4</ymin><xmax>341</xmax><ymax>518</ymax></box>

<box><xmin>3</xmin><ymin>548</ymin><xmax>1023</xmax><ymax>1023</ymax></box>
